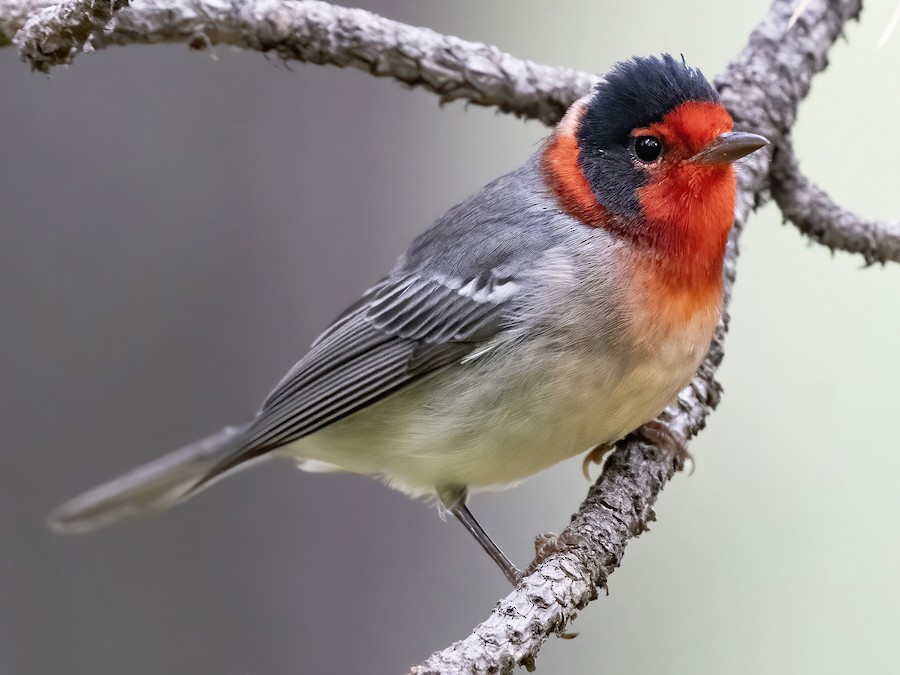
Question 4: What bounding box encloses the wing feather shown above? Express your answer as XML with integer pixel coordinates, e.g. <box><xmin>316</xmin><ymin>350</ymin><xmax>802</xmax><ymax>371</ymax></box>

<box><xmin>246</xmin><ymin>340</ymin><xmax>415</xmax><ymax>449</ymax></box>
<box><xmin>209</xmin><ymin>268</ymin><xmax>518</xmax><ymax>473</ymax></box>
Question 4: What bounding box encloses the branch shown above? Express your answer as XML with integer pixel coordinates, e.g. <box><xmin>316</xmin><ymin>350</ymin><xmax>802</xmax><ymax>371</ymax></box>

<box><xmin>0</xmin><ymin>0</ymin><xmax>875</xmax><ymax>672</ymax></box>
<box><xmin>4</xmin><ymin>0</ymin><xmax>127</xmax><ymax>66</ymax></box>
<box><xmin>0</xmin><ymin>0</ymin><xmax>595</xmax><ymax>125</ymax></box>
<box><xmin>414</xmin><ymin>0</ymin><xmax>862</xmax><ymax>671</ymax></box>
<box><xmin>770</xmin><ymin>136</ymin><xmax>900</xmax><ymax>264</ymax></box>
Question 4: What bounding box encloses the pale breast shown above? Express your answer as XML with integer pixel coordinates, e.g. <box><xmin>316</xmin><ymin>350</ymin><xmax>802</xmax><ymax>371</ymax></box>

<box><xmin>284</xmin><ymin>240</ymin><xmax>720</xmax><ymax>498</ymax></box>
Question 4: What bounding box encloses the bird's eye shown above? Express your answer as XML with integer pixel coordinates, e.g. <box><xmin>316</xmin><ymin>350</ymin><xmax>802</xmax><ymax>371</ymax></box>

<box><xmin>634</xmin><ymin>136</ymin><xmax>663</xmax><ymax>163</ymax></box>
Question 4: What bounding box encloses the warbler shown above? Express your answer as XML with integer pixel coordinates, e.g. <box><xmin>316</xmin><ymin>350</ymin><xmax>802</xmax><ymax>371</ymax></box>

<box><xmin>49</xmin><ymin>55</ymin><xmax>768</xmax><ymax>585</ymax></box>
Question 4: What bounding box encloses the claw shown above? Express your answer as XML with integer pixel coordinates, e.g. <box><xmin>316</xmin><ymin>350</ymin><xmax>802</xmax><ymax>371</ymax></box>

<box><xmin>581</xmin><ymin>442</ymin><xmax>615</xmax><ymax>481</ymax></box>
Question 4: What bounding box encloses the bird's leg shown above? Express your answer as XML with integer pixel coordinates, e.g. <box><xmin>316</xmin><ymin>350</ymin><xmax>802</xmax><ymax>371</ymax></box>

<box><xmin>454</xmin><ymin>503</ymin><xmax>523</xmax><ymax>586</ymax></box>
<box><xmin>439</xmin><ymin>488</ymin><xmax>522</xmax><ymax>586</ymax></box>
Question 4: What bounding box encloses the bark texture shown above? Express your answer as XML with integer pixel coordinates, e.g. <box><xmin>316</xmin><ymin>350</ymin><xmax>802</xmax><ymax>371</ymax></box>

<box><xmin>771</xmin><ymin>136</ymin><xmax>900</xmax><ymax>264</ymax></box>
<box><xmin>0</xmin><ymin>0</ymin><xmax>892</xmax><ymax>673</ymax></box>
<box><xmin>413</xmin><ymin>0</ymin><xmax>864</xmax><ymax>668</ymax></box>
<box><xmin>0</xmin><ymin>0</ymin><xmax>596</xmax><ymax>124</ymax></box>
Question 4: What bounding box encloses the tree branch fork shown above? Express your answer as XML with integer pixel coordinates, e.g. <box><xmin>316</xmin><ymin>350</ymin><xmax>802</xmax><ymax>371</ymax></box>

<box><xmin>1</xmin><ymin>0</ymin><xmax>896</xmax><ymax>673</ymax></box>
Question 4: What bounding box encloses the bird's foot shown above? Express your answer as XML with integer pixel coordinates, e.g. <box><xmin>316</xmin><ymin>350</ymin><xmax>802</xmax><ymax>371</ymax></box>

<box><xmin>628</xmin><ymin>419</ymin><xmax>694</xmax><ymax>473</ymax></box>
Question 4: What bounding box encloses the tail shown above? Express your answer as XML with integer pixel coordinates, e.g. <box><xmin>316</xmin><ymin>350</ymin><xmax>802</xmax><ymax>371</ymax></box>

<box><xmin>47</xmin><ymin>423</ymin><xmax>253</xmax><ymax>534</ymax></box>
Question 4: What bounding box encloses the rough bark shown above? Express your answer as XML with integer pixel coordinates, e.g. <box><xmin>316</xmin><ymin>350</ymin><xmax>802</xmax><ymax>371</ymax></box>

<box><xmin>0</xmin><ymin>0</ymin><xmax>891</xmax><ymax>673</ymax></box>
<box><xmin>413</xmin><ymin>0</ymin><xmax>864</xmax><ymax>668</ymax></box>
<box><xmin>770</xmin><ymin>135</ymin><xmax>900</xmax><ymax>264</ymax></box>
<box><xmin>0</xmin><ymin>0</ymin><xmax>596</xmax><ymax>125</ymax></box>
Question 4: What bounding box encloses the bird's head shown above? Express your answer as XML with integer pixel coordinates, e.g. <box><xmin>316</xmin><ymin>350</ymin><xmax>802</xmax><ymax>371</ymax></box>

<box><xmin>542</xmin><ymin>55</ymin><xmax>768</xmax><ymax>277</ymax></box>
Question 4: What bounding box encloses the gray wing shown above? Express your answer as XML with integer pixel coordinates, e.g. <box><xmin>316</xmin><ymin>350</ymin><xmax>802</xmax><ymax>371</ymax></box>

<box><xmin>204</xmin><ymin>157</ymin><xmax>563</xmax><ymax>476</ymax></box>
<box><xmin>235</xmin><ymin>268</ymin><xmax>520</xmax><ymax>458</ymax></box>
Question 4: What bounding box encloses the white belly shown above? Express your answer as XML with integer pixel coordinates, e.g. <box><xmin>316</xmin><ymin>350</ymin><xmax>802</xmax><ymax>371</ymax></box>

<box><xmin>279</xmin><ymin>322</ymin><xmax>710</xmax><ymax>499</ymax></box>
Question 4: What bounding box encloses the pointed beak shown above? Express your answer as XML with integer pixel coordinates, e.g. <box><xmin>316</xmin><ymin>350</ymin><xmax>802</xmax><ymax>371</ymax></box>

<box><xmin>688</xmin><ymin>131</ymin><xmax>770</xmax><ymax>165</ymax></box>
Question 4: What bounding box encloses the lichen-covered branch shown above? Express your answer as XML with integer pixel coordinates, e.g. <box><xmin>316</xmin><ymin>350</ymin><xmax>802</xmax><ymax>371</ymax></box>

<box><xmin>770</xmin><ymin>136</ymin><xmax>900</xmax><ymax>264</ymax></box>
<box><xmin>0</xmin><ymin>0</ymin><xmax>596</xmax><ymax>124</ymax></box>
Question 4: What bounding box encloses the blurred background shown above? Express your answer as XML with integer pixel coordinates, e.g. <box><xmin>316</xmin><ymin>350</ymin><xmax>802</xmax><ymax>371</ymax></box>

<box><xmin>2</xmin><ymin>1</ymin><xmax>900</xmax><ymax>673</ymax></box>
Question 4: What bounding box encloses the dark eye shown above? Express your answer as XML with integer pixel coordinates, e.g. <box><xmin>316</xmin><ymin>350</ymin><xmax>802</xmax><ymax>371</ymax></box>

<box><xmin>634</xmin><ymin>136</ymin><xmax>662</xmax><ymax>163</ymax></box>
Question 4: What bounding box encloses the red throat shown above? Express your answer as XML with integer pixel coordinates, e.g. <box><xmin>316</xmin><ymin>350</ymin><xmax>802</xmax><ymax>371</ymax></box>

<box><xmin>541</xmin><ymin>100</ymin><xmax>734</xmax><ymax>294</ymax></box>
<box><xmin>634</xmin><ymin>101</ymin><xmax>735</xmax><ymax>290</ymax></box>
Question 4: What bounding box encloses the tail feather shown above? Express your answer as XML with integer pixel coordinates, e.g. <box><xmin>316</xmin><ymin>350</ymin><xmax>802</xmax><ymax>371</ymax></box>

<box><xmin>48</xmin><ymin>423</ymin><xmax>252</xmax><ymax>534</ymax></box>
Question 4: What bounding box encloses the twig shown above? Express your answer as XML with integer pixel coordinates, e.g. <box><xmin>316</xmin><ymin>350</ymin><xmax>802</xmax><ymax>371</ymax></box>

<box><xmin>771</xmin><ymin>136</ymin><xmax>900</xmax><ymax>264</ymax></box>
<box><xmin>876</xmin><ymin>2</ymin><xmax>900</xmax><ymax>48</ymax></box>
<box><xmin>0</xmin><ymin>0</ymin><xmax>596</xmax><ymax>124</ymax></box>
<box><xmin>0</xmin><ymin>0</ymin><xmax>875</xmax><ymax>672</ymax></box>
<box><xmin>414</xmin><ymin>0</ymin><xmax>861</xmax><ymax>670</ymax></box>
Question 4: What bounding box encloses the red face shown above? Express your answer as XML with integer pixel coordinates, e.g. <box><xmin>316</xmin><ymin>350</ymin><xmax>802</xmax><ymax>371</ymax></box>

<box><xmin>632</xmin><ymin>101</ymin><xmax>737</xmax><ymax>261</ymax></box>
<box><xmin>542</xmin><ymin>98</ymin><xmax>745</xmax><ymax>289</ymax></box>
<box><xmin>634</xmin><ymin>101</ymin><xmax>735</xmax><ymax>226</ymax></box>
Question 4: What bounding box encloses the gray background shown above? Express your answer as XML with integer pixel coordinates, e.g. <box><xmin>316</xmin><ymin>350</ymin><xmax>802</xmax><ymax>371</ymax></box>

<box><xmin>3</xmin><ymin>1</ymin><xmax>900</xmax><ymax>673</ymax></box>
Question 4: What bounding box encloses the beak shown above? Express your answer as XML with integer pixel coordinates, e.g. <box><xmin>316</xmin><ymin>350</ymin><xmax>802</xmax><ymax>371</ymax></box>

<box><xmin>688</xmin><ymin>131</ymin><xmax>770</xmax><ymax>165</ymax></box>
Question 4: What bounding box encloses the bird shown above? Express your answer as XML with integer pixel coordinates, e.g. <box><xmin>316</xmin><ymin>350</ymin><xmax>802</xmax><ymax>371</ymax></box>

<box><xmin>48</xmin><ymin>54</ymin><xmax>768</xmax><ymax>585</ymax></box>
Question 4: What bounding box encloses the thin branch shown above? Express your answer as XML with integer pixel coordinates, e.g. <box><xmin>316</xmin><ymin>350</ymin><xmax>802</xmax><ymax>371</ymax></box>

<box><xmin>0</xmin><ymin>0</ymin><xmax>596</xmax><ymax>124</ymax></box>
<box><xmin>414</xmin><ymin>0</ymin><xmax>861</xmax><ymax>671</ymax></box>
<box><xmin>771</xmin><ymin>136</ymin><xmax>900</xmax><ymax>264</ymax></box>
<box><xmin>876</xmin><ymin>1</ymin><xmax>900</xmax><ymax>48</ymax></box>
<box><xmin>0</xmin><ymin>0</ymin><xmax>876</xmax><ymax>672</ymax></box>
